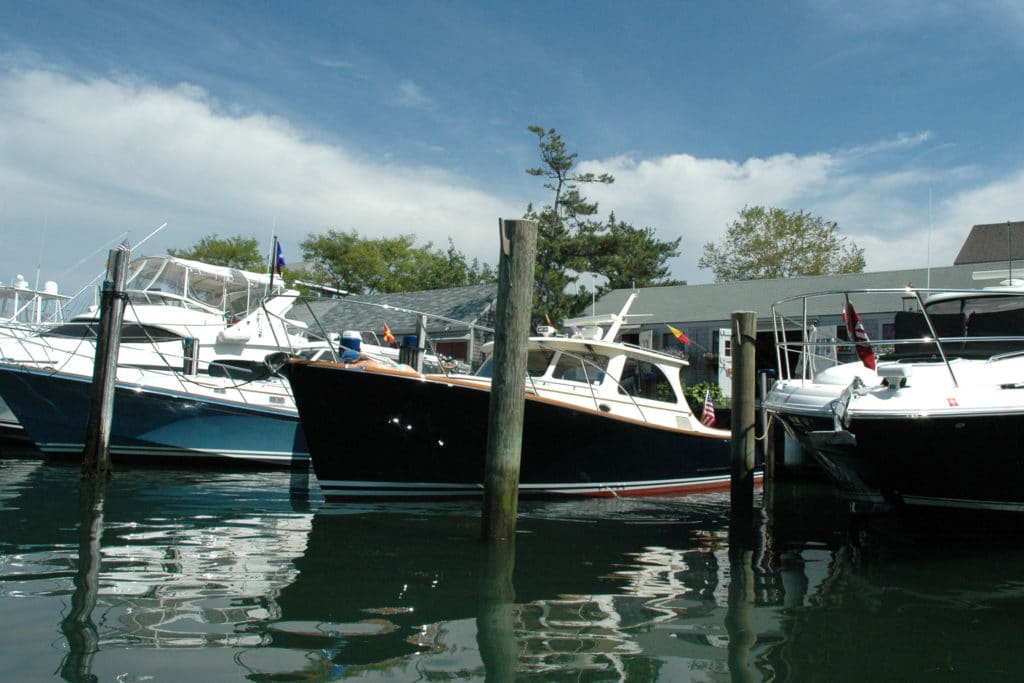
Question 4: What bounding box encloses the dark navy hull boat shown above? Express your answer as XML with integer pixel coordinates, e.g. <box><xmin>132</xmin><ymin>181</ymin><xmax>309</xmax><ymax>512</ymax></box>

<box><xmin>288</xmin><ymin>293</ymin><xmax>737</xmax><ymax>501</ymax></box>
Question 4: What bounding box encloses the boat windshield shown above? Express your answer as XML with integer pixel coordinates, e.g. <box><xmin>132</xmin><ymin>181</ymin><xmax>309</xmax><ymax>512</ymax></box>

<box><xmin>124</xmin><ymin>256</ymin><xmax>275</xmax><ymax>318</ymax></box>
<box><xmin>474</xmin><ymin>349</ymin><xmax>554</xmax><ymax>378</ymax></box>
<box><xmin>617</xmin><ymin>357</ymin><xmax>677</xmax><ymax>402</ymax></box>
<box><xmin>890</xmin><ymin>294</ymin><xmax>1024</xmax><ymax>359</ymax></box>
<box><xmin>550</xmin><ymin>352</ymin><xmax>608</xmax><ymax>384</ymax></box>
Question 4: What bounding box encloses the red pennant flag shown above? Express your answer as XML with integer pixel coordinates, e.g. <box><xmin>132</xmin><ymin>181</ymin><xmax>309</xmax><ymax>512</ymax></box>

<box><xmin>843</xmin><ymin>301</ymin><xmax>876</xmax><ymax>370</ymax></box>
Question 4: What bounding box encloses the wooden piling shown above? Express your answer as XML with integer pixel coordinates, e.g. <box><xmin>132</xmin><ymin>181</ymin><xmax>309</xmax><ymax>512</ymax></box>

<box><xmin>481</xmin><ymin>219</ymin><xmax>538</xmax><ymax>542</ymax></box>
<box><xmin>730</xmin><ymin>311</ymin><xmax>757</xmax><ymax>519</ymax></box>
<box><xmin>82</xmin><ymin>247</ymin><xmax>130</xmax><ymax>477</ymax></box>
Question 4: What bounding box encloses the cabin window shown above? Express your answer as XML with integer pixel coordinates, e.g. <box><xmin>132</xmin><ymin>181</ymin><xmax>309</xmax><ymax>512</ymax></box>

<box><xmin>551</xmin><ymin>352</ymin><xmax>607</xmax><ymax>383</ymax></box>
<box><xmin>119</xmin><ymin>323</ymin><xmax>186</xmax><ymax>343</ymax></box>
<box><xmin>43</xmin><ymin>323</ymin><xmax>99</xmax><ymax>339</ymax></box>
<box><xmin>527</xmin><ymin>350</ymin><xmax>555</xmax><ymax>377</ymax></box>
<box><xmin>43</xmin><ymin>322</ymin><xmax>183</xmax><ymax>343</ymax></box>
<box><xmin>618</xmin><ymin>358</ymin><xmax>675</xmax><ymax>402</ymax></box>
<box><xmin>477</xmin><ymin>349</ymin><xmax>554</xmax><ymax>378</ymax></box>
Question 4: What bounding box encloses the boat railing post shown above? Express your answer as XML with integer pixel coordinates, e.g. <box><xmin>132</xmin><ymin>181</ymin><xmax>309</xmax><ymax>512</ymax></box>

<box><xmin>415</xmin><ymin>314</ymin><xmax>427</xmax><ymax>373</ymax></box>
<box><xmin>182</xmin><ymin>338</ymin><xmax>199</xmax><ymax>375</ymax></box>
<box><xmin>482</xmin><ymin>219</ymin><xmax>538</xmax><ymax>543</ymax></box>
<box><xmin>82</xmin><ymin>246</ymin><xmax>130</xmax><ymax>478</ymax></box>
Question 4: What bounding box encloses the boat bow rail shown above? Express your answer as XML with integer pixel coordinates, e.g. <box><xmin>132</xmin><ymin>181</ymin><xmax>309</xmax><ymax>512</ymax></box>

<box><xmin>767</xmin><ymin>286</ymin><xmax>1024</xmax><ymax>386</ymax></box>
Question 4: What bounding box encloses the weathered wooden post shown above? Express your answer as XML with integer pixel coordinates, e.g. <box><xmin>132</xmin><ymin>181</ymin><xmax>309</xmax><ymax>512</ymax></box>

<box><xmin>728</xmin><ymin>317</ymin><xmax>759</xmax><ymax>681</ymax></box>
<box><xmin>81</xmin><ymin>246</ymin><xmax>130</xmax><ymax>477</ymax></box>
<box><xmin>730</xmin><ymin>311</ymin><xmax>757</xmax><ymax>519</ymax></box>
<box><xmin>481</xmin><ymin>219</ymin><xmax>537</xmax><ymax>542</ymax></box>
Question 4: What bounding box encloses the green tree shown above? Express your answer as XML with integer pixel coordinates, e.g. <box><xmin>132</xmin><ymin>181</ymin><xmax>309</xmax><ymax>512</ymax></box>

<box><xmin>296</xmin><ymin>229</ymin><xmax>495</xmax><ymax>294</ymax></box>
<box><xmin>595</xmin><ymin>212</ymin><xmax>683</xmax><ymax>290</ymax></box>
<box><xmin>524</xmin><ymin>126</ymin><xmax>611</xmax><ymax>323</ymax></box>
<box><xmin>167</xmin><ymin>234</ymin><xmax>266</xmax><ymax>271</ymax></box>
<box><xmin>698</xmin><ymin>206</ymin><xmax>865</xmax><ymax>282</ymax></box>
<box><xmin>524</xmin><ymin>126</ymin><xmax>683</xmax><ymax>324</ymax></box>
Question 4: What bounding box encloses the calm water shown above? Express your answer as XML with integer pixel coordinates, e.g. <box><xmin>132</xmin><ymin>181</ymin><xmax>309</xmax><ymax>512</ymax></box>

<box><xmin>2</xmin><ymin>454</ymin><xmax>1023</xmax><ymax>682</ymax></box>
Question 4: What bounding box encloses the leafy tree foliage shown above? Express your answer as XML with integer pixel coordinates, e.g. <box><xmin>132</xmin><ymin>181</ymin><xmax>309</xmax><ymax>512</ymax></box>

<box><xmin>699</xmin><ymin>206</ymin><xmax>865</xmax><ymax>282</ymax></box>
<box><xmin>684</xmin><ymin>381</ymin><xmax>726</xmax><ymax>413</ymax></box>
<box><xmin>596</xmin><ymin>212</ymin><xmax>682</xmax><ymax>290</ymax></box>
<box><xmin>295</xmin><ymin>229</ymin><xmax>495</xmax><ymax>295</ymax></box>
<box><xmin>167</xmin><ymin>234</ymin><xmax>266</xmax><ymax>271</ymax></box>
<box><xmin>524</xmin><ymin>126</ymin><xmax>683</xmax><ymax>324</ymax></box>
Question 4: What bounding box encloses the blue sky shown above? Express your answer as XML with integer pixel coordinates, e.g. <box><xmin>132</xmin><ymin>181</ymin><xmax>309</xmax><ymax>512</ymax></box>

<box><xmin>1</xmin><ymin>1</ymin><xmax>1023</xmax><ymax>294</ymax></box>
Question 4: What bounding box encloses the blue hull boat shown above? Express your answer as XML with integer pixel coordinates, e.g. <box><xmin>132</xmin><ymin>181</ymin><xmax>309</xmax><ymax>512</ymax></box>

<box><xmin>0</xmin><ymin>362</ymin><xmax>309</xmax><ymax>468</ymax></box>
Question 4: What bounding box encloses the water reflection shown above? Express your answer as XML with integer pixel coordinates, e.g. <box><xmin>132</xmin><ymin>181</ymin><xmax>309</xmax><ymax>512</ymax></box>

<box><xmin>59</xmin><ymin>477</ymin><xmax>106</xmax><ymax>683</ymax></box>
<box><xmin>0</xmin><ymin>458</ymin><xmax>318</xmax><ymax>681</ymax></box>
<box><xmin>266</xmin><ymin>496</ymin><xmax>760</xmax><ymax>680</ymax></box>
<box><xmin>2</xmin><ymin>457</ymin><xmax>1024</xmax><ymax>681</ymax></box>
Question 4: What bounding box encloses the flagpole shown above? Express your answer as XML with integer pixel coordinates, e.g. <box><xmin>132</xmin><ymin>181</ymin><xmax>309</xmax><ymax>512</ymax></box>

<box><xmin>267</xmin><ymin>235</ymin><xmax>278</xmax><ymax>297</ymax></box>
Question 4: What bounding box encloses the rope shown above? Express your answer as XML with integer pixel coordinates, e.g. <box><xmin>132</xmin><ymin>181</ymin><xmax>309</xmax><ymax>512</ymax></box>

<box><xmin>753</xmin><ymin>413</ymin><xmax>774</xmax><ymax>442</ymax></box>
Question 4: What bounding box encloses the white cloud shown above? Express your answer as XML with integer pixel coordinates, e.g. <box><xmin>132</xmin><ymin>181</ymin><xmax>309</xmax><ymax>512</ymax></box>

<box><xmin>395</xmin><ymin>79</ymin><xmax>434</xmax><ymax>109</ymax></box>
<box><xmin>579</xmin><ymin>136</ymin><xmax>1023</xmax><ymax>284</ymax></box>
<box><xmin>0</xmin><ymin>69</ymin><xmax>515</xmax><ymax>287</ymax></box>
<box><xmin>2</xmin><ymin>67</ymin><xmax>1022</xmax><ymax>293</ymax></box>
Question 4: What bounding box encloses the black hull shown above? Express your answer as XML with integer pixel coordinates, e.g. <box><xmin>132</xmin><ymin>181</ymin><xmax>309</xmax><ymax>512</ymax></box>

<box><xmin>775</xmin><ymin>410</ymin><xmax>1024</xmax><ymax>512</ymax></box>
<box><xmin>288</xmin><ymin>362</ymin><xmax>734</xmax><ymax>500</ymax></box>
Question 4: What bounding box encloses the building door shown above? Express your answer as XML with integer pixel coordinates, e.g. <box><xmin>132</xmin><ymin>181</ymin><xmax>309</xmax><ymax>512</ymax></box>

<box><xmin>718</xmin><ymin>327</ymin><xmax>732</xmax><ymax>398</ymax></box>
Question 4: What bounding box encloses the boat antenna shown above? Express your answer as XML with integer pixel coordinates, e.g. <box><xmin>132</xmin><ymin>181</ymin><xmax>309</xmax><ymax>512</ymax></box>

<box><xmin>62</xmin><ymin>222</ymin><xmax>168</xmax><ymax>305</ymax></box>
<box><xmin>926</xmin><ymin>187</ymin><xmax>932</xmax><ymax>289</ymax></box>
<box><xmin>35</xmin><ymin>217</ymin><xmax>48</xmax><ymax>291</ymax></box>
<box><xmin>604</xmin><ymin>291</ymin><xmax>638</xmax><ymax>341</ymax></box>
<box><xmin>1008</xmin><ymin>220</ymin><xmax>1013</xmax><ymax>284</ymax></box>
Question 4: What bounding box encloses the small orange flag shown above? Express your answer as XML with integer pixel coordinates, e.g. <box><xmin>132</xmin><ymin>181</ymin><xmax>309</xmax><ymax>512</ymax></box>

<box><xmin>382</xmin><ymin>322</ymin><xmax>397</xmax><ymax>346</ymax></box>
<box><xmin>667</xmin><ymin>324</ymin><xmax>691</xmax><ymax>345</ymax></box>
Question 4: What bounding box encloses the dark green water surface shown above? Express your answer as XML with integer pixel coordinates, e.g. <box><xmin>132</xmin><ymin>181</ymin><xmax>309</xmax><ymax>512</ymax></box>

<box><xmin>2</xmin><ymin>455</ymin><xmax>1022</xmax><ymax>681</ymax></box>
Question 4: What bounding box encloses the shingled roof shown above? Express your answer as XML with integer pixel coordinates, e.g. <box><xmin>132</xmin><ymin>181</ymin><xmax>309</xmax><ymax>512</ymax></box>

<box><xmin>954</xmin><ymin>221</ymin><xmax>1024</xmax><ymax>264</ymax></box>
<box><xmin>290</xmin><ymin>282</ymin><xmax>498</xmax><ymax>340</ymax></box>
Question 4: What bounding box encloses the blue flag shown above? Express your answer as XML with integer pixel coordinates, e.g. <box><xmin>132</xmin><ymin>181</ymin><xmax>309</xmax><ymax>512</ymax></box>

<box><xmin>275</xmin><ymin>241</ymin><xmax>286</xmax><ymax>274</ymax></box>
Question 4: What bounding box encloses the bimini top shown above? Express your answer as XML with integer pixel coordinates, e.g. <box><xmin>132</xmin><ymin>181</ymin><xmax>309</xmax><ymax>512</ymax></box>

<box><xmin>123</xmin><ymin>255</ymin><xmax>284</xmax><ymax>319</ymax></box>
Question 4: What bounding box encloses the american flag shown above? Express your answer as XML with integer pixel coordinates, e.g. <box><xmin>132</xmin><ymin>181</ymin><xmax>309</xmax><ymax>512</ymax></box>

<box><xmin>701</xmin><ymin>389</ymin><xmax>716</xmax><ymax>427</ymax></box>
<box><xmin>842</xmin><ymin>300</ymin><xmax>876</xmax><ymax>369</ymax></box>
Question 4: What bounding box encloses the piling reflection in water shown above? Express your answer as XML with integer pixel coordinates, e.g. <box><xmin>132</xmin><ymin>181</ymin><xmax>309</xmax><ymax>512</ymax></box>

<box><xmin>59</xmin><ymin>477</ymin><xmax>106</xmax><ymax>683</ymax></box>
<box><xmin>2</xmin><ymin>457</ymin><xmax>1024</xmax><ymax>680</ymax></box>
